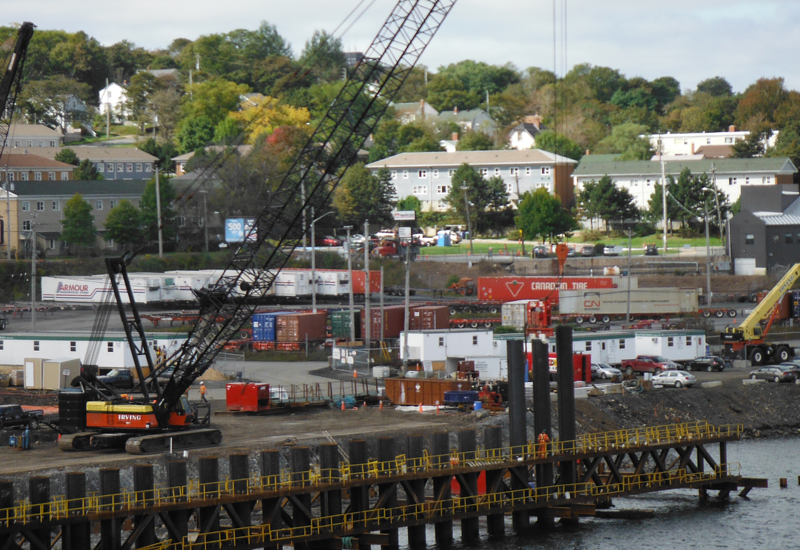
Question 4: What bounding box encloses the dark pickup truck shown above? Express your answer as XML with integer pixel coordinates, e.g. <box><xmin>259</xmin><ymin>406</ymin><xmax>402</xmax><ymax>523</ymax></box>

<box><xmin>0</xmin><ymin>404</ymin><xmax>43</xmax><ymax>429</ymax></box>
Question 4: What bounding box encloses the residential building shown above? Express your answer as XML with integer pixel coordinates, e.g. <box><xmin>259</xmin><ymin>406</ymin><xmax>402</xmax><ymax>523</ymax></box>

<box><xmin>507</xmin><ymin>115</ymin><xmax>546</xmax><ymax>150</ymax></box>
<box><xmin>729</xmin><ymin>185</ymin><xmax>800</xmax><ymax>274</ymax></box>
<box><xmin>392</xmin><ymin>100</ymin><xmax>439</xmax><ymax>124</ymax></box>
<box><xmin>366</xmin><ymin>149</ymin><xmax>577</xmax><ymax>211</ymax></box>
<box><xmin>98</xmin><ymin>82</ymin><xmax>130</xmax><ymax>120</ymax></box>
<box><xmin>0</xmin><ymin>153</ymin><xmax>74</xmax><ymax>183</ymax></box>
<box><xmin>7</xmin><ymin>124</ymin><xmax>63</xmax><ymax>148</ymax></box>
<box><xmin>0</xmin><ymin>180</ymin><xmax>146</xmax><ymax>257</ymax></box>
<box><xmin>32</xmin><ymin>147</ymin><xmax>158</xmax><ymax>181</ymax></box>
<box><xmin>344</xmin><ymin>52</ymin><xmax>364</xmax><ymax>67</ymax></box>
<box><xmin>435</xmin><ymin>107</ymin><xmax>496</xmax><ymax>135</ymax></box>
<box><xmin>643</xmin><ymin>128</ymin><xmax>777</xmax><ymax>157</ymax></box>
<box><xmin>572</xmin><ymin>154</ymin><xmax>797</xmax><ymax>210</ymax></box>
<box><xmin>171</xmin><ymin>145</ymin><xmax>253</xmax><ymax>177</ymax></box>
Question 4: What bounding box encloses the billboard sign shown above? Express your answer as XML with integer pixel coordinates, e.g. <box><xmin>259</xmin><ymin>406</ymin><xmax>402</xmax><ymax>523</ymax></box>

<box><xmin>225</xmin><ymin>218</ymin><xmax>257</xmax><ymax>243</ymax></box>
<box><xmin>392</xmin><ymin>210</ymin><xmax>416</xmax><ymax>221</ymax></box>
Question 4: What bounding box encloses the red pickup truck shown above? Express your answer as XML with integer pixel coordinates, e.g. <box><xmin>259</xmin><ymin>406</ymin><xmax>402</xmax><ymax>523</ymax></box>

<box><xmin>620</xmin><ymin>355</ymin><xmax>679</xmax><ymax>375</ymax></box>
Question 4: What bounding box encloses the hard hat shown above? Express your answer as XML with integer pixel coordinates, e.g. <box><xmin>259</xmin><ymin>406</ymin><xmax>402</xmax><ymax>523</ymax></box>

<box><xmin>200</xmin><ymin>381</ymin><xmax>205</xmax><ymax>385</ymax></box>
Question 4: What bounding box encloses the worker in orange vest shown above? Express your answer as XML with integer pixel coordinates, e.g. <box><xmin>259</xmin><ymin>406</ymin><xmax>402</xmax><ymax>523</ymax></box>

<box><xmin>537</xmin><ymin>430</ymin><xmax>550</xmax><ymax>458</ymax></box>
<box><xmin>199</xmin><ymin>382</ymin><xmax>208</xmax><ymax>403</ymax></box>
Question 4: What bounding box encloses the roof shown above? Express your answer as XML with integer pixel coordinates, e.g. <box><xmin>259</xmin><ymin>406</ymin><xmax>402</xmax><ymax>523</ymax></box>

<box><xmin>0</xmin><ymin>153</ymin><xmax>73</xmax><ymax>169</ymax></box>
<box><xmin>171</xmin><ymin>145</ymin><xmax>253</xmax><ymax>163</ymax></box>
<box><xmin>510</xmin><ymin>115</ymin><xmax>546</xmax><ymax>137</ymax></box>
<box><xmin>366</xmin><ymin>149</ymin><xmax>578</xmax><ymax>169</ymax></box>
<box><xmin>573</xmin><ymin>155</ymin><xmax>797</xmax><ymax>178</ymax></box>
<box><xmin>694</xmin><ymin>145</ymin><xmax>733</xmax><ymax>158</ymax></box>
<box><xmin>27</xmin><ymin>147</ymin><xmax>158</xmax><ymax>162</ymax></box>
<box><xmin>437</xmin><ymin>109</ymin><xmax>491</xmax><ymax>123</ymax></box>
<box><xmin>753</xmin><ymin>196</ymin><xmax>800</xmax><ymax>226</ymax></box>
<box><xmin>11</xmin><ymin>180</ymin><xmax>146</xmax><ymax>197</ymax></box>
<box><xmin>8</xmin><ymin>124</ymin><xmax>62</xmax><ymax>138</ymax></box>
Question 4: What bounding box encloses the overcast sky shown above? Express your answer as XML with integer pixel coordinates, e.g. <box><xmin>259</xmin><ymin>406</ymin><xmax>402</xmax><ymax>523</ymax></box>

<box><xmin>7</xmin><ymin>0</ymin><xmax>800</xmax><ymax>93</ymax></box>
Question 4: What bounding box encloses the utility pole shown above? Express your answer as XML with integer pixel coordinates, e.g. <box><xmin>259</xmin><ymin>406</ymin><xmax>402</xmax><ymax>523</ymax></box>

<box><xmin>625</xmin><ymin>229</ymin><xmax>633</xmax><ymax>323</ymax></box>
<box><xmin>711</xmin><ymin>164</ymin><xmax>723</xmax><ymax>241</ymax></box>
<box><xmin>344</xmin><ymin>226</ymin><xmax>355</xmax><ymax>343</ymax></box>
<box><xmin>659</xmin><ymin>135</ymin><xmax>668</xmax><ymax>255</ymax></box>
<box><xmin>202</xmin><ymin>190</ymin><xmax>209</xmax><ymax>253</ymax></box>
<box><xmin>4</xmin><ymin>164</ymin><xmax>10</xmax><ymax>260</ymax></box>
<box><xmin>462</xmin><ymin>186</ymin><xmax>473</xmax><ymax>256</ymax></box>
<box><xmin>105</xmin><ymin>78</ymin><xmax>110</xmax><ymax>140</ymax></box>
<box><xmin>301</xmin><ymin>182</ymin><xmax>307</xmax><ymax>257</ymax></box>
<box><xmin>311</xmin><ymin>207</ymin><xmax>317</xmax><ymax>313</ymax></box>
<box><xmin>402</xmin><ymin>228</ymin><xmax>411</xmax><ymax>368</ymax></box>
<box><xmin>30</xmin><ymin>213</ymin><xmax>36</xmax><ymax>332</ymax></box>
<box><xmin>155</xmin><ymin>167</ymin><xmax>163</xmax><ymax>257</ymax></box>
<box><xmin>364</xmin><ymin>219</ymin><xmax>370</xmax><ymax>350</ymax></box>
<box><xmin>704</xmin><ymin>201</ymin><xmax>712</xmax><ymax>307</ymax></box>
<box><xmin>515</xmin><ymin>174</ymin><xmax>525</xmax><ymax>257</ymax></box>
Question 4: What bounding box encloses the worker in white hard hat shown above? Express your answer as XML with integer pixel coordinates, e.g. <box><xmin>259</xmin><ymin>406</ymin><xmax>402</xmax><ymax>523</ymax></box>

<box><xmin>200</xmin><ymin>381</ymin><xmax>208</xmax><ymax>403</ymax></box>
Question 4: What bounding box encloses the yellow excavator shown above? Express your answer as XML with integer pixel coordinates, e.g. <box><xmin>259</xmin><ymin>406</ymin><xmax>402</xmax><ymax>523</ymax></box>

<box><xmin>721</xmin><ymin>263</ymin><xmax>800</xmax><ymax>365</ymax></box>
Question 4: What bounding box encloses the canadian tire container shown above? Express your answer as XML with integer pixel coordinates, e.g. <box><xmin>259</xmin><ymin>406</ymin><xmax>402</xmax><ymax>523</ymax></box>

<box><xmin>362</xmin><ymin>305</ymin><xmax>406</xmax><ymax>340</ymax></box>
<box><xmin>276</xmin><ymin>312</ymin><xmax>328</xmax><ymax>342</ymax></box>
<box><xmin>385</xmin><ymin>378</ymin><xmax>473</xmax><ymax>406</ymax></box>
<box><xmin>409</xmin><ymin>306</ymin><xmax>450</xmax><ymax>330</ymax></box>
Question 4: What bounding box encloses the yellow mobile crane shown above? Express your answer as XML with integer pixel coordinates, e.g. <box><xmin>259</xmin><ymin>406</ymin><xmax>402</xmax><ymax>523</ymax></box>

<box><xmin>721</xmin><ymin>263</ymin><xmax>800</xmax><ymax>365</ymax></box>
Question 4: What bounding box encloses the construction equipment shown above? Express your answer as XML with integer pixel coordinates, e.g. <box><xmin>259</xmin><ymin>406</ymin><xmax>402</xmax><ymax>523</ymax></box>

<box><xmin>721</xmin><ymin>263</ymin><xmax>800</xmax><ymax>365</ymax></box>
<box><xmin>62</xmin><ymin>1</ymin><xmax>457</xmax><ymax>454</ymax></box>
<box><xmin>449</xmin><ymin>277</ymin><xmax>476</xmax><ymax>296</ymax></box>
<box><xmin>0</xmin><ymin>23</ymin><xmax>35</xmax><ymax>156</ymax></box>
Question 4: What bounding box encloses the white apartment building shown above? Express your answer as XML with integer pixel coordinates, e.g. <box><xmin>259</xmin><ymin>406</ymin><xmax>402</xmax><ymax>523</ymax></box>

<box><xmin>644</xmin><ymin>128</ymin><xmax>778</xmax><ymax>157</ymax></box>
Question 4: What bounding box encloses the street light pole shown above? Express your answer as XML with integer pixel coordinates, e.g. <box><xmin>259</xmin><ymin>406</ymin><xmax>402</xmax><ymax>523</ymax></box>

<box><xmin>364</xmin><ymin>219</ymin><xmax>370</xmax><ymax>350</ymax></box>
<box><xmin>155</xmin><ymin>167</ymin><xmax>163</xmax><ymax>257</ymax></box>
<box><xmin>344</xmin><ymin>225</ymin><xmax>355</xmax><ymax>343</ymax></box>
<box><xmin>201</xmin><ymin>190</ymin><xmax>209</xmax><ymax>253</ymax></box>
<box><xmin>625</xmin><ymin>229</ymin><xmax>632</xmax><ymax>323</ymax></box>
<box><xmin>462</xmin><ymin>186</ymin><xmax>473</xmax><ymax>256</ymax></box>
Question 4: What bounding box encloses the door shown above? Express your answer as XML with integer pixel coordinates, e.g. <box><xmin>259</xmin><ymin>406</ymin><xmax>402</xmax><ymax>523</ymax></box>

<box><xmin>24</xmin><ymin>361</ymin><xmax>34</xmax><ymax>389</ymax></box>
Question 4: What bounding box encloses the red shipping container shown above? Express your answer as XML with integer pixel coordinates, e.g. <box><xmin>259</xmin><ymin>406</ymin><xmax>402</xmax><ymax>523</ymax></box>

<box><xmin>409</xmin><ymin>305</ymin><xmax>450</xmax><ymax>330</ymax></box>
<box><xmin>276</xmin><ymin>312</ymin><xmax>327</xmax><ymax>342</ymax></box>
<box><xmin>362</xmin><ymin>305</ymin><xmax>406</xmax><ymax>340</ymax></box>
<box><xmin>226</xmin><ymin>382</ymin><xmax>270</xmax><ymax>412</ymax></box>
<box><xmin>478</xmin><ymin>276</ymin><xmax>617</xmax><ymax>303</ymax></box>
<box><xmin>351</xmin><ymin>270</ymin><xmax>382</xmax><ymax>294</ymax></box>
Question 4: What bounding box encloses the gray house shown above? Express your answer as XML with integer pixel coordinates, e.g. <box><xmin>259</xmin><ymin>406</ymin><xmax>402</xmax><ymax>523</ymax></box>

<box><xmin>730</xmin><ymin>185</ymin><xmax>800</xmax><ymax>274</ymax></box>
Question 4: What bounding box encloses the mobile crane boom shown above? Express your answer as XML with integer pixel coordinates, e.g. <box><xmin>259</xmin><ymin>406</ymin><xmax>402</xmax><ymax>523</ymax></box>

<box><xmin>0</xmin><ymin>23</ymin><xmax>35</xmax><ymax>159</ymax></box>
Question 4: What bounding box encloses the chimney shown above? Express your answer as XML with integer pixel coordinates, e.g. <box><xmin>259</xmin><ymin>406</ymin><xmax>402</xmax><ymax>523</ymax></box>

<box><xmin>452</xmin><ymin>132</ymin><xmax>459</xmax><ymax>141</ymax></box>
<box><xmin>691</xmin><ymin>143</ymin><xmax>695</xmax><ymax>154</ymax></box>
<box><xmin>729</xmin><ymin>125</ymin><xmax>737</xmax><ymax>132</ymax></box>
<box><xmin>531</xmin><ymin>114</ymin><xmax>542</xmax><ymax>129</ymax></box>
<box><xmin>454</xmin><ymin>106</ymin><xmax>458</xmax><ymax>115</ymax></box>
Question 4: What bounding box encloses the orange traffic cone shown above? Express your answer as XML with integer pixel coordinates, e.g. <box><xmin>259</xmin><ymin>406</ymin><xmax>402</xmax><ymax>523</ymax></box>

<box><xmin>418</xmin><ymin>403</ymin><xmax>423</xmax><ymax>413</ymax></box>
<box><xmin>436</xmin><ymin>403</ymin><xmax>440</xmax><ymax>415</ymax></box>
<box><xmin>341</xmin><ymin>400</ymin><xmax>346</xmax><ymax>410</ymax></box>
<box><xmin>362</xmin><ymin>402</ymin><xmax>367</xmax><ymax>410</ymax></box>
<box><xmin>353</xmin><ymin>370</ymin><xmax>358</xmax><ymax>379</ymax></box>
<box><xmin>379</xmin><ymin>400</ymin><xmax>384</xmax><ymax>410</ymax></box>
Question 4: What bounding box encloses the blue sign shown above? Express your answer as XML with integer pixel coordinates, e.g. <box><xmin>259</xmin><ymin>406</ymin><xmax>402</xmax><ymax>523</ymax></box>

<box><xmin>225</xmin><ymin>218</ymin><xmax>257</xmax><ymax>243</ymax></box>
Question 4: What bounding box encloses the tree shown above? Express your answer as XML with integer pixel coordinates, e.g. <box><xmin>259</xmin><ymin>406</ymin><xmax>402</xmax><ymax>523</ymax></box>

<box><xmin>696</xmin><ymin>77</ymin><xmax>733</xmax><ymax>97</ymax></box>
<box><xmin>731</xmin><ymin>129</ymin><xmax>770</xmax><ymax>158</ymax></box>
<box><xmin>534</xmin><ymin>131</ymin><xmax>583</xmax><ymax>160</ymax></box>
<box><xmin>333</xmin><ymin>164</ymin><xmax>396</xmax><ymax>227</ymax></box>
<box><xmin>149</xmin><ymin>88</ymin><xmax>182</xmax><ymax>143</ymax></box>
<box><xmin>54</xmin><ymin>148</ymin><xmax>79</xmax><ymax>166</ymax></box>
<box><xmin>104</xmin><ymin>199</ymin><xmax>144</xmax><ymax>249</ymax></box>
<box><xmin>106</xmin><ymin>40</ymin><xmax>153</xmax><ymax>83</ymax></box>
<box><xmin>61</xmin><ymin>194</ymin><xmax>96</xmax><ymax>251</ymax></box>
<box><xmin>456</xmin><ymin>131</ymin><xmax>494</xmax><ymax>151</ymax></box>
<box><xmin>140</xmin><ymin>176</ymin><xmax>178</xmax><ymax>242</ymax></box>
<box><xmin>594</xmin><ymin>123</ymin><xmax>654</xmax><ymax>160</ymax></box>
<box><xmin>18</xmin><ymin>76</ymin><xmax>93</xmax><ymax>131</ymax></box>
<box><xmin>125</xmin><ymin>72</ymin><xmax>161</xmax><ymax>132</ymax></box>
<box><xmin>515</xmin><ymin>188</ymin><xmax>578</xmax><ymax>243</ymax></box>
<box><xmin>73</xmin><ymin>159</ymin><xmax>103</xmax><ymax>180</ymax></box>
<box><xmin>138</xmin><ymin>138</ymin><xmax>178</xmax><ymax>173</ymax></box>
<box><xmin>396</xmin><ymin>195</ymin><xmax>422</xmax><ymax>218</ymax></box>
<box><xmin>300</xmin><ymin>30</ymin><xmax>346</xmax><ymax>83</ymax></box>
<box><xmin>426</xmin><ymin>75</ymin><xmax>480</xmax><ymax>111</ymax></box>
<box><xmin>182</xmin><ymin>79</ymin><xmax>250</xmax><ymax>126</ymax></box>
<box><xmin>578</xmin><ymin>175</ymin><xmax>638</xmax><ymax>232</ymax></box>
<box><xmin>228</xmin><ymin>95</ymin><xmax>310</xmax><ymax>143</ymax></box>
<box><xmin>177</xmin><ymin>115</ymin><xmax>216</xmax><ymax>154</ymax></box>
<box><xmin>443</xmin><ymin>164</ymin><xmax>509</xmax><ymax>234</ymax></box>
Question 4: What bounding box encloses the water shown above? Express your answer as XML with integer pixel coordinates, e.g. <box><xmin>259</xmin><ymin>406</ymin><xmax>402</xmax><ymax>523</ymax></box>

<box><xmin>403</xmin><ymin>437</ymin><xmax>800</xmax><ymax>550</ymax></box>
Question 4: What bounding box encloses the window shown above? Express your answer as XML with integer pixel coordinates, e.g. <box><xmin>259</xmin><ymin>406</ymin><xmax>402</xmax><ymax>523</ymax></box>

<box><xmin>36</xmin><ymin>201</ymin><xmax>44</xmax><ymax>211</ymax></box>
<box><xmin>107</xmin><ymin>342</ymin><xmax>114</xmax><ymax>353</ymax></box>
<box><xmin>116</xmin><ymin>163</ymin><xmax>124</xmax><ymax>172</ymax></box>
<box><xmin>97</xmin><ymin>163</ymin><xmax>104</xmax><ymax>173</ymax></box>
<box><xmin>22</xmin><ymin>221</ymin><xmax>31</xmax><ymax>231</ymax></box>
<box><xmin>96</xmin><ymin>200</ymin><xmax>103</xmax><ymax>210</ymax></box>
<box><xmin>525</xmin><ymin>167</ymin><xmax>532</xmax><ymax>176</ymax></box>
<box><xmin>432</xmin><ymin>169</ymin><xmax>439</xmax><ymax>178</ymax></box>
<box><xmin>418</xmin><ymin>169</ymin><xmax>427</xmax><ymax>178</ymax></box>
<box><xmin>50</xmin><ymin>140</ymin><xmax>56</xmax><ymax>147</ymax></box>
<box><xmin>583</xmin><ymin>342</ymin><xmax>592</xmax><ymax>351</ymax></box>
<box><xmin>198</xmin><ymin>216</ymin><xmax>204</xmax><ymax>227</ymax></box>
<box><xmin>619</xmin><ymin>339</ymin><xmax>626</xmax><ymax>349</ymax></box>
<box><xmin>21</xmin><ymin>201</ymin><xmax>30</xmax><ymax>211</ymax></box>
<box><xmin>52</xmin><ymin>201</ymin><xmax>60</xmax><ymax>211</ymax></box>
<box><xmin>448</xmin><ymin>169</ymin><xmax>456</xmax><ymax>177</ymax></box>
<box><xmin>107</xmin><ymin>163</ymin><xmax>114</xmax><ymax>172</ymax></box>
<box><xmin>745</xmin><ymin>234</ymin><xmax>754</xmax><ymax>245</ymax></box>
<box><xmin>34</xmin><ymin>341</ymin><xmax>40</xmax><ymax>351</ymax></box>
<box><xmin>472</xmin><ymin>335</ymin><xmax>478</xmax><ymax>345</ymax></box>
<box><xmin>763</xmin><ymin>176</ymin><xmax>771</xmax><ymax>184</ymax></box>
<box><xmin>70</xmin><ymin>341</ymin><xmax>77</xmax><ymax>352</ymax></box>
<box><xmin>61</xmin><ymin>171</ymin><xmax>68</xmax><ymax>181</ymax></box>
<box><xmin>480</xmin><ymin>168</ymin><xmax>488</xmax><ymax>176</ymax></box>
<box><xmin>126</xmin><ymin>163</ymin><xmax>133</xmax><ymax>172</ymax></box>
<box><xmin>667</xmin><ymin>337</ymin><xmax>674</xmax><ymax>347</ymax></box>
<box><xmin>787</xmin><ymin>233</ymin><xmax>793</xmax><ymax>244</ymax></box>
<box><xmin>107</xmin><ymin>238</ymin><xmax>115</xmax><ymax>248</ymax></box>
<box><xmin>510</xmin><ymin>167</ymin><xmax>518</xmax><ymax>176</ymax></box>
<box><xmin>178</xmin><ymin>216</ymin><xmax>186</xmax><ymax>227</ymax></box>
<box><xmin>437</xmin><ymin>185</ymin><xmax>450</xmax><ymax>194</ymax></box>
<box><xmin>145</xmin><ymin>163</ymin><xmax>152</xmax><ymax>172</ymax></box>
<box><xmin>707</xmin><ymin>138</ymin><xmax>711</xmax><ymax>144</ymax></box>
<box><xmin>136</xmin><ymin>163</ymin><xmax>142</xmax><ymax>172</ymax></box>
<box><xmin>7</xmin><ymin>172</ymin><xmax>13</xmax><ymax>181</ymax></box>
<box><xmin>20</xmin><ymin>172</ymin><xmax>28</xmax><ymax>180</ymax></box>
<box><xmin>391</xmin><ymin>170</ymin><xmax>397</xmax><ymax>179</ymax></box>
<box><xmin>505</xmin><ymin>183</ymin><xmax>513</xmax><ymax>193</ymax></box>
<box><xmin>0</xmin><ymin>341</ymin><xmax>3</xmax><ymax>351</ymax></box>
<box><xmin>728</xmin><ymin>177</ymin><xmax>737</xmax><ymax>186</ymax></box>
<box><xmin>493</xmin><ymin>168</ymin><xmax>500</xmax><ymax>176</ymax></box>
<box><xmin>48</xmin><ymin>172</ymin><xmax>55</xmax><ymax>181</ymax></box>
<box><xmin>412</xmin><ymin>185</ymin><xmax>428</xmax><ymax>195</ymax></box>
<box><xmin>403</xmin><ymin>170</ymin><xmax>409</xmax><ymax>179</ymax></box>
<box><xmin>439</xmin><ymin>337</ymin><xmax>444</xmax><ymax>347</ymax></box>
<box><xmin>542</xmin><ymin>166</ymin><xmax>551</xmax><ymax>175</ymax></box>
<box><xmin>48</xmin><ymin>239</ymin><xmax>56</xmax><ymax>250</ymax></box>
<box><xmin>686</xmin><ymin>336</ymin><xmax>692</xmax><ymax>346</ymax></box>
<box><xmin>109</xmin><ymin>200</ymin><xmax>117</xmax><ymax>209</ymax></box>
<box><xmin>773</xmin><ymin>234</ymin><xmax>779</xmax><ymax>244</ymax></box>
<box><xmin>725</xmin><ymin>137</ymin><xmax>733</xmax><ymax>144</ymax></box>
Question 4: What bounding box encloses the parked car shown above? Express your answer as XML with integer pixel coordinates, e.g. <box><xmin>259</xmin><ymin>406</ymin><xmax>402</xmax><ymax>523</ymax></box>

<box><xmin>580</xmin><ymin>245</ymin><xmax>596</xmax><ymax>257</ymax></box>
<box><xmin>591</xmin><ymin>363</ymin><xmax>622</xmax><ymax>380</ymax></box>
<box><xmin>316</xmin><ymin>235</ymin><xmax>342</xmax><ymax>247</ymax></box>
<box><xmin>603</xmin><ymin>245</ymin><xmax>623</xmax><ymax>256</ymax></box>
<box><xmin>96</xmin><ymin>369</ymin><xmax>135</xmax><ymax>390</ymax></box>
<box><xmin>349</xmin><ymin>234</ymin><xmax>366</xmax><ymax>246</ymax></box>
<box><xmin>644</xmin><ymin>244</ymin><xmax>659</xmax><ymax>256</ymax></box>
<box><xmin>0</xmin><ymin>404</ymin><xmax>43</xmax><ymax>429</ymax></box>
<box><xmin>621</xmin><ymin>355</ymin><xmax>679</xmax><ymax>375</ymax></box>
<box><xmin>749</xmin><ymin>365</ymin><xmax>800</xmax><ymax>383</ymax></box>
<box><xmin>532</xmin><ymin>245</ymin><xmax>548</xmax><ymax>258</ymax></box>
<box><xmin>686</xmin><ymin>355</ymin><xmax>730</xmax><ymax>372</ymax></box>
<box><xmin>375</xmin><ymin>228</ymin><xmax>397</xmax><ymax>239</ymax></box>
<box><xmin>419</xmin><ymin>235</ymin><xmax>437</xmax><ymax>246</ymax></box>
<box><xmin>653</xmin><ymin>370</ymin><xmax>696</xmax><ymax>388</ymax></box>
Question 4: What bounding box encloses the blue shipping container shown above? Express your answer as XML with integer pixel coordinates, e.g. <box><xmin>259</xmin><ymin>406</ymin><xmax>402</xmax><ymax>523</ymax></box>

<box><xmin>252</xmin><ymin>312</ymin><xmax>288</xmax><ymax>342</ymax></box>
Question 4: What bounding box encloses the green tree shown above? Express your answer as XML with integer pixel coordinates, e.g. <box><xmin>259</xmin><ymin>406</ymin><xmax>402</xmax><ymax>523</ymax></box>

<box><xmin>696</xmin><ymin>77</ymin><xmax>733</xmax><ymax>97</ymax></box>
<box><xmin>140</xmin><ymin>175</ymin><xmax>178</xmax><ymax>241</ymax></box>
<box><xmin>300</xmin><ymin>30</ymin><xmax>346</xmax><ymax>83</ymax></box>
<box><xmin>61</xmin><ymin>194</ymin><xmax>96</xmax><ymax>250</ymax></box>
<box><xmin>332</xmin><ymin>164</ymin><xmax>396</xmax><ymax>227</ymax></box>
<box><xmin>396</xmin><ymin>195</ymin><xmax>422</xmax><ymax>218</ymax></box>
<box><xmin>515</xmin><ymin>188</ymin><xmax>578</xmax><ymax>243</ymax></box>
<box><xmin>648</xmin><ymin>179</ymin><xmax>680</xmax><ymax>225</ymax></box>
<box><xmin>106</xmin><ymin>40</ymin><xmax>153</xmax><ymax>83</ymax></box>
<box><xmin>177</xmin><ymin>115</ymin><xmax>216</xmax><ymax>153</ymax></box>
<box><xmin>18</xmin><ymin>75</ymin><xmax>93</xmax><ymax>131</ymax></box>
<box><xmin>73</xmin><ymin>158</ymin><xmax>103</xmax><ymax>180</ymax></box>
<box><xmin>731</xmin><ymin>129</ymin><xmax>770</xmax><ymax>158</ymax></box>
<box><xmin>138</xmin><ymin>138</ymin><xmax>178</xmax><ymax>173</ymax></box>
<box><xmin>594</xmin><ymin>123</ymin><xmax>654</xmax><ymax>160</ymax></box>
<box><xmin>578</xmin><ymin>175</ymin><xmax>638</xmax><ymax>233</ymax></box>
<box><xmin>54</xmin><ymin>148</ymin><xmax>80</xmax><ymax>166</ymax></box>
<box><xmin>456</xmin><ymin>131</ymin><xmax>494</xmax><ymax>151</ymax></box>
<box><xmin>182</xmin><ymin>79</ymin><xmax>250</xmax><ymax>126</ymax></box>
<box><xmin>426</xmin><ymin>75</ymin><xmax>480</xmax><ymax>111</ymax></box>
<box><xmin>534</xmin><ymin>131</ymin><xmax>583</xmax><ymax>160</ymax></box>
<box><xmin>104</xmin><ymin>199</ymin><xmax>144</xmax><ymax>249</ymax></box>
<box><xmin>443</xmin><ymin>164</ymin><xmax>509</xmax><ymax>234</ymax></box>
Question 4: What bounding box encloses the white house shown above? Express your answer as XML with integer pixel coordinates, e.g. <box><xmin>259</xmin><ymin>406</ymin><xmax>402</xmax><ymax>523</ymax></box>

<box><xmin>572</xmin><ymin>154</ymin><xmax>797</xmax><ymax>210</ymax></box>
<box><xmin>366</xmin><ymin>149</ymin><xmax>577</xmax><ymax>211</ymax></box>
<box><xmin>98</xmin><ymin>82</ymin><xmax>130</xmax><ymax>120</ymax></box>
<box><xmin>644</xmin><ymin>128</ymin><xmax>778</xmax><ymax>158</ymax></box>
<box><xmin>508</xmin><ymin>115</ymin><xmax>546</xmax><ymax>150</ymax></box>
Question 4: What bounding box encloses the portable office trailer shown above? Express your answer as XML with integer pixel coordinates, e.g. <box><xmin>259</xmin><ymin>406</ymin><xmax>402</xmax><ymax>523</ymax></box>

<box><xmin>634</xmin><ymin>330</ymin><xmax>706</xmax><ymax>362</ymax></box>
<box><xmin>544</xmin><ymin>331</ymin><xmax>638</xmax><ymax>366</ymax></box>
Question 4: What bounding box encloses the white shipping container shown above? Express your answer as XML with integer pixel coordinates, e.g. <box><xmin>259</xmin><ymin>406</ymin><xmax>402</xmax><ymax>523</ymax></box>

<box><xmin>501</xmin><ymin>300</ymin><xmax>534</xmax><ymax>330</ymax></box>
<box><xmin>274</xmin><ymin>271</ymin><xmax>311</xmax><ymax>297</ymax></box>
<box><xmin>467</xmin><ymin>357</ymin><xmax>507</xmax><ymax>380</ymax></box>
<box><xmin>558</xmin><ymin>288</ymin><xmax>699</xmax><ymax>316</ymax></box>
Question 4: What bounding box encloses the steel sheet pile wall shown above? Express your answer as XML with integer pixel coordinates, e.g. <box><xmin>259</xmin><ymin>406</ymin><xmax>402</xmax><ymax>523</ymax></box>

<box><xmin>276</xmin><ymin>312</ymin><xmax>327</xmax><ymax>342</ymax></box>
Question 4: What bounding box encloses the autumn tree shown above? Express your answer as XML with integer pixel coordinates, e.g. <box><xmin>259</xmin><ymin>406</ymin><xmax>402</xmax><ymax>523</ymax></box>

<box><xmin>227</xmin><ymin>95</ymin><xmax>310</xmax><ymax>143</ymax></box>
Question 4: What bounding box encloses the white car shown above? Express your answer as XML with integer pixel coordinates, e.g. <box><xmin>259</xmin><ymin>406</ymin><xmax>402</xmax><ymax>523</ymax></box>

<box><xmin>375</xmin><ymin>228</ymin><xmax>397</xmax><ymax>238</ymax></box>
<box><xmin>652</xmin><ymin>370</ymin><xmax>696</xmax><ymax>388</ymax></box>
<box><xmin>591</xmin><ymin>363</ymin><xmax>622</xmax><ymax>380</ymax></box>
<box><xmin>418</xmin><ymin>234</ymin><xmax>436</xmax><ymax>246</ymax></box>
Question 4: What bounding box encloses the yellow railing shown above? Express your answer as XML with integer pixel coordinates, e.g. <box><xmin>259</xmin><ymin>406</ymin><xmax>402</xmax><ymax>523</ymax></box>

<box><xmin>0</xmin><ymin>422</ymin><xmax>742</xmax><ymax>527</ymax></box>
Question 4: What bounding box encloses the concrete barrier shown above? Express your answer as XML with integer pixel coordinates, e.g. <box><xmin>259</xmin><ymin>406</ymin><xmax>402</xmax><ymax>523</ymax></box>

<box><xmin>733</xmin><ymin>360</ymin><xmax>751</xmax><ymax>369</ymax></box>
<box><xmin>701</xmin><ymin>381</ymin><xmax>722</xmax><ymax>388</ymax></box>
<box><xmin>742</xmin><ymin>378</ymin><xmax>765</xmax><ymax>385</ymax></box>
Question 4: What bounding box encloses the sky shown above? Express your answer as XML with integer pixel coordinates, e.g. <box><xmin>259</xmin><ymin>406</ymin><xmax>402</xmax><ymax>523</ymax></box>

<box><xmin>6</xmin><ymin>0</ymin><xmax>800</xmax><ymax>93</ymax></box>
